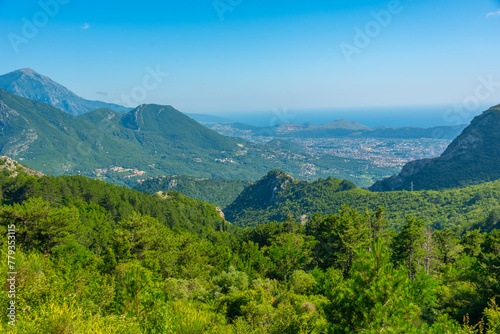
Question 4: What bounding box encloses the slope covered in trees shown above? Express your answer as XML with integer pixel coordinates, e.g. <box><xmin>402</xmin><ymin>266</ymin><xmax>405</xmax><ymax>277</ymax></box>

<box><xmin>224</xmin><ymin>170</ymin><xmax>500</xmax><ymax>230</ymax></box>
<box><xmin>1</xmin><ymin>163</ymin><xmax>499</xmax><ymax>332</ymax></box>
<box><xmin>134</xmin><ymin>175</ymin><xmax>251</xmax><ymax>207</ymax></box>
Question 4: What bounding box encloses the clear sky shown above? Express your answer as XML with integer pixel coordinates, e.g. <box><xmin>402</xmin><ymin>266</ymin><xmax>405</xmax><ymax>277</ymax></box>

<box><xmin>0</xmin><ymin>0</ymin><xmax>499</xmax><ymax>124</ymax></box>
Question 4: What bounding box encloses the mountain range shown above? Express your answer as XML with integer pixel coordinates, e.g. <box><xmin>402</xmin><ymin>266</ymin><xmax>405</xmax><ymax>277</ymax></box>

<box><xmin>0</xmin><ymin>68</ymin><xmax>235</xmax><ymax>124</ymax></box>
<box><xmin>0</xmin><ymin>88</ymin><xmax>237</xmax><ymax>176</ymax></box>
<box><xmin>2</xmin><ymin>67</ymin><xmax>499</xmax><ymax>193</ymax></box>
<box><xmin>0</xmin><ymin>87</ymin><xmax>393</xmax><ymax>186</ymax></box>
<box><xmin>1</xmin><ymin>69</ymin><xmax>466</xmax><ymax>140</ymax></box>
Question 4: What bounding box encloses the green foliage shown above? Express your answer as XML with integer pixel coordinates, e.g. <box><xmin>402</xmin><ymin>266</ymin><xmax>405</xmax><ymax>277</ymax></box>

<box><xmin>290</xmin><ymin>270</ymin><xmax>317</xmax><ymax>295</ymax></box>
<box><xmin>267</xmin><ymin>233</ymin><xmax>318</xmax><ymax>281</ymax></box>
<box><xmin>325</xmin><ymin>239</ymin><xmax>421</xmax><ymax>333</ymax></box>
<box><xmin>0</xmin><ymin>171</ymin><xmax>229</xmax><ymax>238</ymax></box>
<box><xmin>306</xmin><ymin>206</ymin><xmax>379</xmax><ymax>276</ymax></box>
<box><xmin>483</xmin><ymin>298</ymin><xmax>500</xmax><ymax>333</ymax></box>
<box><xmin>0</xmin><ymin>197</ymin><xmax>77</xmax><ymax>253</ymax></box>
<box><xmin>213</xmin><ymin>266</ymin><xmax>249</xmax><ymax>295</ymax></box>
<box><xmin>134</xmin><ymin>175</ymin><xmax>251</xmax><ymax>208</ymax></box>
<box><xmin>392</xmin><ymin>215</ymin><xmax>426</xmax><ymax>278</ymax></box>
<box><xmin>226</xmin><ymin>169</ymin><xmax>500</xmax><ymax>232</ymax></box>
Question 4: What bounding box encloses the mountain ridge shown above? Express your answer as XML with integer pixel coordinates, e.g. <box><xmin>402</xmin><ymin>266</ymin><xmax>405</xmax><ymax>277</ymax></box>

<box><xmin>0</xmin><ymin>68</ymin><xmax>130</xmax><ymax>115</ymax></box>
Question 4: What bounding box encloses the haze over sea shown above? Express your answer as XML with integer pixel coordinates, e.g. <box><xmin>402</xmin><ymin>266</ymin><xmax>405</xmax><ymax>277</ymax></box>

<box><xmin>213</xmin><ymin>105</ymin><xmax>491</xmax><ymax>128</ymax></box>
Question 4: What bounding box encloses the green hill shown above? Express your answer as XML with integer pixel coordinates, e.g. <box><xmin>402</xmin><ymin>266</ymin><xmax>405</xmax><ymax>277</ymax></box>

<box><xmin>224</xmin><ymin>170</ymin><xmax>500</xmax><ymax>230</ymax></box>
<box><xmin>370</xmin><ymin>105</ymin><xmax>500</xmax><ymax>191</ymax></box>
<box><xmin>118</xmin><ymin>104</ymin><xmax>238</xmax><ymax>152</ymax></box>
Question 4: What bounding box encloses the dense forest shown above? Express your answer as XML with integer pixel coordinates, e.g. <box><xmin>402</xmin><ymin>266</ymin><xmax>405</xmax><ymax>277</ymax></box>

<box><xmin>134</xmin><ymin>176</ymin><xmax>251</xmax><ymax>208</ymax></box>
<box><xmin>1</xmin><ymin>163</ymin><xmax>499</xmax><ymax>333</ymax></box>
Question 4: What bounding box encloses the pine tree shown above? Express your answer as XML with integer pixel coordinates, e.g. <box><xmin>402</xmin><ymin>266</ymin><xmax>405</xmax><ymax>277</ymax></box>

<box><xmin>392</xmin><ymin>215</ymin><xmax>426</xmax><ymax>278</ymax></box>
<box><xmin>325</xmin><ymin>239</ymin><xmax>419</xmax><ymax>333</ymax></box>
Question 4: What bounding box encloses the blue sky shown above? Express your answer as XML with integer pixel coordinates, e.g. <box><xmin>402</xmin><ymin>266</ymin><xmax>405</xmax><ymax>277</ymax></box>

<box><xmin>0</xmin><ymin>0</ymin><xmax>499</xmax><ymax>124</ymax></box>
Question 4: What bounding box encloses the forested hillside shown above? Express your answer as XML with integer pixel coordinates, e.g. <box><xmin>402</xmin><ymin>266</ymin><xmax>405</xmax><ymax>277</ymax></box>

<box><xmin>134</xmin><ymin>175</ymin><xmax>251</xmax><ymax>207</ymax></box>
<box><xmin>1</xmin><ymin>159</ymin><xmax>499</xmax><ymax>332</ymax></box>
<box><xmin>224</xmin><ymin>170</ymin><xmax>500</xmax><ymax>230</ymax></box>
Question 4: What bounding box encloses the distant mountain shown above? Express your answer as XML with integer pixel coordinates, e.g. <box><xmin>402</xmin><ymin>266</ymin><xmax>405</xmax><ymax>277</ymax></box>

<box><xmin>0</xmin><ymin>68</ymin><xmax>130</xmax><ymax>115</ymax></box>
<box><xmin>0</xmin><ymin>89</ymin><xmax>391</xmax><ymax>185</ymax></box>
<box><xmin>359</xmin><ymin>125</ymin><xmax>467</xmax><ymax>139</ymax></box>
<box><xmin>223</xmin><ymin>169</ymin><xmax>500</xmax><ymax>230</ymax></box>
<box><xmin>370</xmin><ymin>105</ymin><xmax>500</xmax><ymax>191</ymax></box>
<box><xmin>225</xmin><ymin>119</ymin><xmax>466</xmax><ymax>140</ymax></box>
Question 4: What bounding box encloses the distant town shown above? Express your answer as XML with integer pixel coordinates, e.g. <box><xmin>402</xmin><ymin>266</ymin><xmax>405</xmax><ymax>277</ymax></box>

<box><xmin>206</xmin><ymin>123</ymin><xmax>451</xmax><ymax>169</ymax></box>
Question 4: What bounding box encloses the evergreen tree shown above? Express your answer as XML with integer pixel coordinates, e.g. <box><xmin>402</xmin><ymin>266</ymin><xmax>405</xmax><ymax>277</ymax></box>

<box><xmin>325</xmin><ymin>239</ymin><xmax>420</xmax><ymax>333</ymax></box>
<box><xmin>392</xmin><ymin>215</ymin><xmax>426</xmax><ymax>278</ymax></box>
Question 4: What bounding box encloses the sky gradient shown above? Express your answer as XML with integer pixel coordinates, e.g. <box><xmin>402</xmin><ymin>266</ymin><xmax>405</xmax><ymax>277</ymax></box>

<box><xmin>0</xmin><ymin>0</ymin><xmax>499</xmax><ymax>125</ymax></box>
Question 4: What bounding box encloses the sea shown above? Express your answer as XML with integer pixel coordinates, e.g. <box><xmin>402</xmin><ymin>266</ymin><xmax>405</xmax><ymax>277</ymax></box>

<box><xmin>210</xmin><ymin>105</ymin><xmax>492</xmax><ymax>128</ymax></box>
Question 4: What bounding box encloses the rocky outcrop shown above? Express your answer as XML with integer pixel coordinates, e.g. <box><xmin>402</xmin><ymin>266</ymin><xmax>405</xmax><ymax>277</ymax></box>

<box><xmin>267</xmin><ymin>170</ymin><xmax>294</xmax><ymax>204</ymax></box>
<box><xmin>216</xmin><ymin>207</ymin><xmax>226</xmax><ymax>220</ymax></box>
<box><xmin>0</xmin><ymin>156</ymin><xmax>43</xmax><ymax>177</ymax></box>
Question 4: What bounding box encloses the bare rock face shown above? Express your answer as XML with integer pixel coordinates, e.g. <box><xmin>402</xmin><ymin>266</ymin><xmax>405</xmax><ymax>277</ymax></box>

<box><xmin>369</xmin><ymin>106</ymin><xmax>500</xmax><ymax>192</ymax></box>
<box><xmin>216</xmin><ymin>207</ymin><xmax>226</xmax><ymax>220</ymax></box>
<box><xmin>0</xmin><ymin>156</ymin><xmax>43</xmax><ymax>177</ymax></box>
